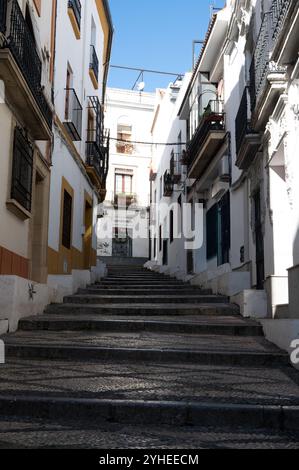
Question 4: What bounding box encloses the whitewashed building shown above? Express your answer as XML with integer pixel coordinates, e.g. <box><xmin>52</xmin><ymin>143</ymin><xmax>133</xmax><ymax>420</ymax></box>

<box><xmin>0</xmin><ymin>0</ymin><xmax>54</xmax><ymax>332</ymax></box>
<box><xmin>0</xmin><ymin>0</ymin><xmax>113</xmax><ymax>332</ymax></box>
<box><xmin>48</xmin><ymin>0</ymin><xmax>113</xmax><ymax>299</ymax></box>
<box><xmin>97</xmin><ymin>88</ymin><xmax>155</xmax><ymax>259</ymax></box>
<box><xmin>149</xmin><ymin>0</ymin><xmax>299</xmax><ymax>358</ymax></box>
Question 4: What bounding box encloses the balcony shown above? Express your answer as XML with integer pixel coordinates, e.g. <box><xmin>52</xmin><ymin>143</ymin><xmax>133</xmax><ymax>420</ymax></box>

<box><xmin>235</xmin><ymin>87</ymin><xmax>261</xmax><ymax>170</ymax></box>
<box><xmin>0</xmin><ymin>0</ymin><xmax>52</xmax><ymax>139</ymax></box>
<box><xmin>249</xmin><ymin>11</ymin><xmax>287</xmax><ymax>129</ymax></box>
<box><xmin>163</xmin><ymin>171</ymin><xmax>174</xmax><ymax>197</ymax></box>
<box><xmin>64</xmin><ymin>88</ymin><xmax>82</xmax><ymax>141</ymax></box>
<box><xmin>68</xmin><ymin>0</ymin><xmax>81</xmax><ymax>39</ymax></box>
<box><xmin>187</xmin><ymin>100</ymin><xmax>226</xmax><ymax>179</ymax></box>
<box><xmin>271</xmin><ymin>0</ymin><xmax>298</xmax><ymax>65</ymax></box>
<box><xmin>89</xmin><ymin>45</ymin><xmax>99</xmax><ymax>89</ymax></box>
<box><xmin>113</xmin><ymin>192</ymin><xmax>137</xmax><ymax>208</ymax></box>
<box><xmin>85</xmin><ymin>97</ymin><xmax>110</xmax><ymax>201</ymax></box>
<box><xmin>170</xmin><ymin>153</ymin><xmax>183</xmax><ymax>184</ymax></box>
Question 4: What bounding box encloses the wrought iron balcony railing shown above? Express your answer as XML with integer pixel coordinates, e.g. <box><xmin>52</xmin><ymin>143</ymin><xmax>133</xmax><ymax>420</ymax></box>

<box><xmin>163</xmin><ymin>170</ymin><xmax>174</xmax><ymax>197</ymax></box>
<box><xmin>0</xmin><ymin>0</ymin><xmax>7</xmax><ymax>33</ymax></box>
<box><xmin>0</xmin><ymin>0</ymin><xmax>52</xmax><ymax>130</ymax></box>
<box><xmin>68</xmin><ymin>0</ymin><xmax>81</xmax><ymax>30</ymax></box>
<box><xmin>187</xmin><ymin>99</ymin><xmax>225</xmax><ymax>167</ymax></box>
<box><xmin>113</xmin><ymin>192</ymin><xmax>137</xmax><ymax>207</ymax></box>
<box><xmin>64</xmin><ymin>88</ymin><xmax>83</xmax><ymax>141</ymax></box>
<box><xmin>235</xmin><ymin>87</ymin><xmax>254</xmax><ymax>154</ymax></box>
<box><xmin>271</xmin><ymin>0</ymin><xmax>291</xmax><ymax>42</ymax></box>
<box><xmin>86</xmin><ymin>129</ymin><xmax>110</xmax><ymax>181</ymax></box>
<box><xmin>249</xmin><ymin>12</ymin><xmax>272</xmax><ymax>112</ymax></box>
<box><xmin>90</xmin><ymin>45</ymin><xmax>99</xmax><ymax>83</ymax></box>
<box><xmin>85</xmin><ymin>96</ymin><xmax>109</xmax><ymax>183</ymax></box>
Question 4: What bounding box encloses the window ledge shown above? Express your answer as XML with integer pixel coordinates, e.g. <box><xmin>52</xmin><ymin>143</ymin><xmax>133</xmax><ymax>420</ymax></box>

<box><xmin>6</xmin><ymin>199</ymin><xmax>32</xmax><ymax>221</ymax></box>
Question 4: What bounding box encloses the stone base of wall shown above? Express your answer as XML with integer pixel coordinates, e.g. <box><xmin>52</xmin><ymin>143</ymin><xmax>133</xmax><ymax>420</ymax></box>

<box><xmin>0</xmin><ymin>260</ymin><xmax>107</xmax><ymax>333</ymax></box>
<box><xmin>231</xmin><ymin>289</ymin><xmax>268</xmax><ymax>319</ymax></box>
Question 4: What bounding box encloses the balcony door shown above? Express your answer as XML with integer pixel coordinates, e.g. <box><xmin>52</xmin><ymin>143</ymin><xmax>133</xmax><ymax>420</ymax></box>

<box><xmin>253</xmin><ymin>190</ymin><xmax>265</xmax><ymax>290</ymax></box>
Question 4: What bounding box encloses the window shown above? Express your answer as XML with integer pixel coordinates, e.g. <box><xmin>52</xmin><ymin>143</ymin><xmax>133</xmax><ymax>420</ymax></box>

<box><xmin>65</xmin><ymin>65</ymin><xmax>73</xmax><ymax>120</ymax></box>
<box><xmin>206</xmin><ymin>204</ymin><xmax>218</xmax><ymax>260</ymax></box>
<box><xmin>115</xmin><ymin>172</ymin><xmax>133</xmax><ymax>195</ymax></box>
<box><xmin>62</xmin><ymin>190</ymin><xmax>72</xmax><ymax>249</ymax></box>
<box><xmin>11</xmin><ymin>127</ymin><xmax>34</xmax><ymax>212</ymax></box>
<box><xmin>117</xmin><ymin>122</ymin><xmax>133</xmax><ymax>154</ymax></box>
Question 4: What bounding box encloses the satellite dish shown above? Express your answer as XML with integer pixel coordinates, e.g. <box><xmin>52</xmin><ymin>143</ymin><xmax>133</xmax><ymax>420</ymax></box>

<box><xmin>137</xmin><ymin>81</ymin><xmax>145</xmax><ymax>91</ymax></box>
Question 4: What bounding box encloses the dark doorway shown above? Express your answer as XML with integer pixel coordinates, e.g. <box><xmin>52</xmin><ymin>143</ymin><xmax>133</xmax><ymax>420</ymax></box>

<box><xmin>254</xmin><ymin>190</ymin><xmax>265</xmax><ymax>289</ymax></box>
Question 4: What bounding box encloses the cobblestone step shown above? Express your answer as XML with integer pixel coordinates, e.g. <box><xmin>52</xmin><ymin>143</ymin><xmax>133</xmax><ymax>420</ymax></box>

<box><xmin>19</xmin><ymin>314</ymin><xmax>263</xmax><ymax>336</ymax></box>
<box><xmin>79</xmin><ymin>287</ymin><xmax>213</xmax><ymax>296</ymax></box>
<box><xmin>45</xmin><ymin>303</ymin><xmax>239</xmax><ymax>317</ymax></box>
<box><xmin>0</xmin><ymin>416</ymin><xmax>299</xmax><ymax>449</ymax></box>
<box><xmin>64</xmin><ymin>294</ymin><xmax>229</xmax><ymax>305</ymax></box>
<box><xmin>4</xmin><ymin>331</ymin><xmax>289</xmax><ymax>366</ymax></box>
<box><xmin>0</xmin><ymin>395</ymin><xmax>298</xmax><ymax>432</ymax></box>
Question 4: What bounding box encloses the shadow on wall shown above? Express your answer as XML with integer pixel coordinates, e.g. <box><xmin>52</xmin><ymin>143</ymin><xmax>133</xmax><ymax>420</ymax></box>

<box><xmin>293</xmin><ymin>223</ymin><xmax>299</xmax><ymax>268</ymax></box>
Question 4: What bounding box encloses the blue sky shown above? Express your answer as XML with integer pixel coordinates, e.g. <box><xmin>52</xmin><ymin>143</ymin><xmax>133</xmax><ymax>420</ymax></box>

<box><xmin>108</xmin><ymin>0</ymin><xmax>225</xmax><ymax>92</ymax></box>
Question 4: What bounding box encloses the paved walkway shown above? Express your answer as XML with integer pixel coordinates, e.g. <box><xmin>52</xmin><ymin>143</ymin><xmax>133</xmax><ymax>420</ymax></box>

<box><xmin>0</xmin><ymin>263</ymin><xmax>299</xmax><ymax>448</ymax></box>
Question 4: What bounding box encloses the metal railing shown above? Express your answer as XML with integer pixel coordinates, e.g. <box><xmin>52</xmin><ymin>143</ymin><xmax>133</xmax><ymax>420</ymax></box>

<box><xmin>249</xmin><ymin>1</ymin><xmax>291</xmax><ymax>112</ymax></box>
<box><xmin>235</xmin><ymin>87</ymin><xmax>254</xmax><ymax>154</ymax></box>
<box><xmin>187</xmin><ymin>99</ymin><xmax>225</xmax><ymax>167</ymax></box>
<box><xmin>0</xmin><ymin>0</ymin><xmax>7</xmax><ymax>33</ymax></box>
<box><xmin>271</xmin><ymin>0</ymin><xmax>291</xmax><ymax>42</ymax></box>
<box><xmin>0</xmin><ymin>0</ymin><xmax>52</xmax><ymax>130</ymax></box>
<box><xmin>163</xmin><ymin>170</ymin><xmax>174</xmax><ymax>197</ymax></box>
<box><xmin>86</xmin><ymin>97</ymin><xmax>109</xmax><ymax>182</ymax></box>
<box><xmin>90</xmin><ymin>45</ymin><xmax>99</xmax><ymax>83</ymax></box>
<box><xmin>68</xmin><ymin>0</ymin><xmax>81</xmax><ymax>30</ymax></box>
<box><xmin>249</xmin><ymin>12</ymin><xmax>272</xmax><ymax>111</ymax></box>
<box><xmin>64</xmin><ymin>87</ymin><xmax>82</xmax><ymax>141</ymax></box>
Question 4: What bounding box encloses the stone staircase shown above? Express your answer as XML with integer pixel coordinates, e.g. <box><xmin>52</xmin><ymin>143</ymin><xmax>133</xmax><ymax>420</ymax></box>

<box><xmin>0</xmin><ymin>263</ymin><xmax>299</xmax><ymax>447</ymax></box>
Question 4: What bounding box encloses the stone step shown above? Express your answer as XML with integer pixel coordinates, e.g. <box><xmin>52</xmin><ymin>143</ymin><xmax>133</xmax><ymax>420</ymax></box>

<box><xmin>19</xmin><ymin>314</ymin><xmax>263</xmax><ymax>336</ymax></box>
<box><xmin>99</xmin><ymin>281</ymin><xmax>192</xmax><ymax>287</ymax></box>
<box><xmin>87</xmin><ymin>285</ymin><xmax>212</xmax><ymax>293</ymax></box>
<box><xmin>1</xmin><ymin>395</ymin><xmax>298</xmax><ymax>432</ymax></box>
<box><xmin>4</xmin><ymin>331</ymin><xmax>289</xmax><ymax>367</ymax></box>
<box><xmin>1</xmin><ymin>415</ymin><xmax>299</xmax><ymax>448</ymax></box>
<box><xmin>45</xmin><ymin>303</ymin><xmax>239</xmax><ymax>317</ymax></box>
<box><xmin>79</xmin><ymin>288</ymin><xmax>212</xmax><ymax>296</ymax></box>
<box><xmin>2</xmin><ymin>358</ymin><xmax>298</xmax><ymax>406</ymax></box>
<box><xmin>64</xmin><ymin>294</ymin><xmax>229</xmax><ymax>305</ymax></box>
<box><xmin>101</xmin><ymin>278</ymin><xmax>188</xmax><ymax>283</ymax></box>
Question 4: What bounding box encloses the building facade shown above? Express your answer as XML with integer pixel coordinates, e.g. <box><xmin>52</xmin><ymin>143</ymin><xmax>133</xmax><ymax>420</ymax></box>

<box><xmin>149</xmin><ymin>0</ymin><xmax>299</xmax><ymax>357</ymax></box>
<box><xmin>0</xmin><ymin>0</ymin><xmax>54</xmax><ymax>332</ymax></box>
<box><xmin>97</xmin><ymin>88</ymin><xmax>155</xmax><ymax>260</ymax></box>
<box><xmin>0</xmin><ymin>0</ymin><xmax>113</xmax><ymax>333</ymax></box>
<box><xmin>47</xmin><ymin>0</ymin><xmax>113</xmax><ymax>294</ymax></box>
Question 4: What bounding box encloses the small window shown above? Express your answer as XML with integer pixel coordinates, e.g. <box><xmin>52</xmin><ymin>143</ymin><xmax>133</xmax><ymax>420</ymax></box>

<box><xmin>159</xmin><ymin>226</ymin><xmax>162</xmax><ymax>252</ymax></box>
<box><xmin>62</xmin><ymin>190</ymin><xmax>72</xmax><ymax>249</ymax></box>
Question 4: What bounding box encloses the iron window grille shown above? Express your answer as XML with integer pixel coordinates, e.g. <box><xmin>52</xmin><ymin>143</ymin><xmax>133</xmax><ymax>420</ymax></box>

<box><xmin>11</xmin><ymin>126</ymin><xmax>34</xmax><ymax>212</ymax></box>
<box><xmin>68</xmin><ymin>0</ymin><xmax>81</xmax><ymax>30</ymax></box>
<box><xmin>90</xmin><ymin>45</ymin><xmax>99</xmax><ymax>83</ymax></box>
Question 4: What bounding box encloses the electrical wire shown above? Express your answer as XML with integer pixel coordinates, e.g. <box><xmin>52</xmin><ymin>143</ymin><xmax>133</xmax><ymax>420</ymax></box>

<box><xmin>110</xmin><ymin>137</ymin><xmax>187</xmax><ymax>146</ymax></box>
